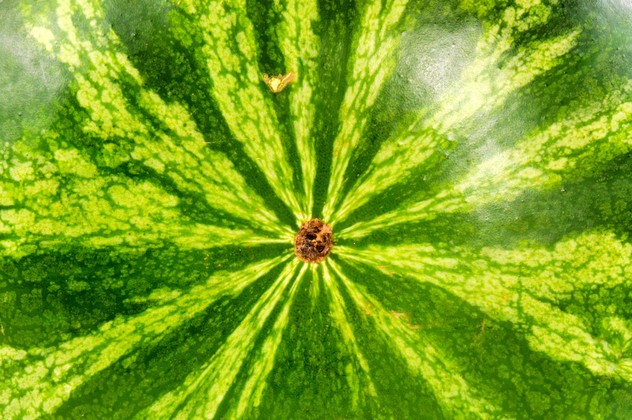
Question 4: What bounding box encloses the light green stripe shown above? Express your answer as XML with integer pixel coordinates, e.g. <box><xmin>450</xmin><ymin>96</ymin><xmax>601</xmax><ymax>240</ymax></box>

<box><xmin>0</xmin><ymin>142</ymin><xmax>282</xmax><ymax>258</ymax></box>
<box><xmin>338</xmin><ymin>193</ymin><xmax>459</xmax><ymax>240</ymax></box>
<box><xmin>322</xmin><ymin>261</ymin><xmax>377</xmax><ymax>407</ymax></box>
<box><xmin>327</xmin><ymin>259</ymin><xmax>501</xmax><ymax>418</ymax></box>
<box><xmin>145</xmin><ymin>259</ymin><xmax>301</xmax><ymax>419</ymax></box>
<box><xmin>176</xmin><ymin>0</ymin><xmax>303</xmax><ymax>220</ymax></box>
<box><xmin>330</xmin><ymin>127</ymin><xmax>447</xmax><ymax>225</ymax></box>
<box><xmin>480</xmin><ymin>231</ymin><xmax>632</xmax><ymax>297</ymax></box>
<box><xmin>336</xmin><ymin>232</ymin><xmax>632</xmax><ymax>382</ymax></box>
<box><xmin>427</xmin><ymin>29</ymin><xmax>580</xmax><ymax>132</ymax></box>
<box><xmin>331</xmin><ymin>26</ymin><xmax>580</xmax><ymax>224</ymax></box>
<box><xmin>232</xmin><ymin>263</ymin><xmax>309</xmax><ymax>418</ymax></box>
<box><xmin>26</xmin><ymin>0</ymin><xmax>289</xmax><ymax>238</ymax></box>
<box><xmin>322</xmin><ymin>0</ymin><xmax>410</xmax><ymax>221</ymax></box>
<box><xmin>1</xmin><ymin>256</ymin><xmax>286</xmax><ymax>418</ymax></box>
<box><xmin>274</xmin><ymin>0</ymin><xmax>320</xmax><ymax>221</ymax></box>
<box><xmin>341</xmin><ymin>81</ymin><xmax>632</xmax><ymax>240</ymax></box>
<box><xmin>453</xmin><ymin>94</ymin><xmax>632</xmax><ymax>207</ymax></box>
<box><xmin>309</xmin><ymin>264</ymin><xmax>321</xmax><ymax>310</ymax></box>
<box><xmin>135</xmin><ymin>91</ymin><xmax>292</xmax><ymax>239</ymax></box>
<box><xmin>460</xmin><ymin>0</ymin><xmax>559</xmax><ymax>66</ymax></box>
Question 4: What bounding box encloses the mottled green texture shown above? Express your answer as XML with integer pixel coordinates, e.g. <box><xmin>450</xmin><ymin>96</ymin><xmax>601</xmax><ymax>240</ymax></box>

<box><xmin>1</xmin><ymin>0</ymin><xmax>632</xmax><ymax>418</ymax></box>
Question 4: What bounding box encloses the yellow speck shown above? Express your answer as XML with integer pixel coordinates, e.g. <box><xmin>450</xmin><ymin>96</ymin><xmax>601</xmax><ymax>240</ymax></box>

<box><xmin>262</xmin><ymin>71</ymin><xmax>296</xmax><ymax>93</ymax></box>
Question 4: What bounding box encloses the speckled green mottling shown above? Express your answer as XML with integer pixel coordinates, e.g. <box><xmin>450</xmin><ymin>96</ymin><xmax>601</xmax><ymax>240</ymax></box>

<box><xmin>2</xmin><ymin>0</ymin><xmax>632</xmax><ymax>418</ymax></box>
<box><xmin>1</xmin><ymin>256</ymin><xmax>287</xmax><ymax>417</ymax></box>
<box><xmin>173</xmin><ymin>0</ymin><xmax>304</xmax><ymax>221</ymax></box>
<box><xmin>24</xmin><ymin>0</ymin><xmax>288</xmax><ymax>237</ymax></box>
<box><xmin>337</xmin><ymin>230</ymin><xmax>632</xmax><ymax>382</ymax></box>
<box><xmin>332</xmin><ymin>27</ymin><xmax>581</xmax><ymax>224</ymax></box>
<box><xmin>1</xmin><ymin>141</ymin><xmax>276</xmax><ymax>259</ymax></box>
<box><xmin>231</xmin><ymin>263</ymin><xmax>308</xmax><ymax>418</ymax></box>
<box><xmin>327</xmin><ymin>259</ymin><xmax>502</xmax><ymax>418</ymax></box>
<box><xmin>323</xmin><ymin>0</ymin><xmax>411</xmax><ymax>221</ymax></box>
<box><xmin>143</xmin><ymin>259</ymin><xmax>301</xmax><ymax>418</ymax></box>
<box><xmin>340</xmin><ymin>79</ymin><xmax>632</xmax><ymax>239</ymax></box>
<box><xmin>274</xmin><ymin>0</ymin><xmax>320</xmax><ymax>221</ymax></box>
<box><xmin>321</xmin><ymin>262</ymin><xmax>377</xmax><ymax>408</ymax></box>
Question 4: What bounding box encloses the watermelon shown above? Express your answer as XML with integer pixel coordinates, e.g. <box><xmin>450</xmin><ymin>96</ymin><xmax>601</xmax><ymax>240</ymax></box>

<box><xmin>1</xmin><ymin>0</ymin><xmax>632</xmax><ymax>417</ymax></box>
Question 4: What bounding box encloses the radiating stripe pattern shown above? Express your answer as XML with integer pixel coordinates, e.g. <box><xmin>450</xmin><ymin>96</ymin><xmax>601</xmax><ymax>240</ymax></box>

<box><xmin>172</xmin><ymin>0</ymin><xmax>305</xmax><ymax>221</ymax></box>
<box><xmin>322</xmin><ymin>0</ymin><xmax>411</xmax><ymax>221</ymax></box>
<box><xmin>23</xmin><ymin>0</ymin><xmax>291</xmax><ymax>238</ymax></box>
<box><xmin>2</xmin><ymin>256</ymin><xmax>289</xmax><ymax>416</ymax></box>
<box><xmin>273</xmin><ymin>0</ymin><xmax>320</xmax><ymax>221</ymax></box>
<box><xmin>336</xmin><ymin>231</ymin><xmax>632</xmax><ymax>382</ymax></box>
<box><xmin>1</xmin><ymin>0</ymin><xmax>632</xmax><ymax>418</ymax></box>
<box><xmin>331</xmin><ymin>27</ymin><xmax>582</xmax><ymax>224</ymax></box>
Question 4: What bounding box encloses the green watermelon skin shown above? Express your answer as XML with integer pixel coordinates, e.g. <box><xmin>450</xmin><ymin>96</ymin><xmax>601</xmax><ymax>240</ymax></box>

<box><xmin>1</xmin><ymin>0</ymin><xmax>632</xmax><ymax>418</ymax></box>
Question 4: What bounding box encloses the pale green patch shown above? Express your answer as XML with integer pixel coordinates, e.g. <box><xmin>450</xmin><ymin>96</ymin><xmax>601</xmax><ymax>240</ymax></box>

<box><xmin>480</xmin><ymin>231</ymin><xmax>632</xmax><ymax>298</ymax></box>
<box><xmin>28</xmin><ymin>25</ymin><xmax>56</xmax><ymax>51</ymax></box>
<box><xmin>275</xmin><ymin>0</ymin><xmax>320</xmax><ymax>221</ymax></box>
<box><xmin>330</xmin><ymin>25</ymin><xmax>581</xmax><ymax>224</ymax></box>
<box><xmin>53</xmin><ymin>148</ymin><xmax>97</xmax><ymax>177</ymax></box>
<box><xmin>175</xmin><ymin>0</ymin><xmax>304</xmax><ymax>221</ymax></box>
<box><xmin>0</xmin><ymin>346</ymin><xmax>27</xmax><ymax>362</ymax></box>
<box><xmin>25</xmin><ymin>0</ymin><xmax>288</xmax><ymax>237</ymax></box>
<box><xmin>336</xmin><ymin>231</ymin><xmax>632</xmax><ymax>382</ymax></box>
<box><xmin>144</xmin><ymin>259</ymin><xmax>302</xmax><ymax>419</ymax></box>
<box><xmin>1</xmin><ymin>256</ymin><xmax>287</xmax><ymax>418</ymax></box>
<box><xmin>8</xmin><ymin>161</ymin><xmax>35</xmax><ymax>181</ymax></box>
<box><xmin>321</xmin><ymin>262</ymin><xmax>377</xmax><ymax>407</ymax></box>
<box><xmin>327</xmin><ymin>259</ymin><xmax>502</xmax><ymax>418</ymax></box>
<box><xmin>322</xmin><ymin>0</ymin><xmax>410</xmax><ymax>221</ymax></box>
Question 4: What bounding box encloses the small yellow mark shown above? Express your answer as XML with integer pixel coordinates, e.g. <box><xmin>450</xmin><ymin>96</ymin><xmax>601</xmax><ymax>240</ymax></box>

<box><xmin>262</xmin><ymin>71</ymin><xmax>296</xmax><ymax>93</ymax></box>
<box><xmin>390</xmin><ymin>311</ymin><xmax>411</xmax><ymax>323</ymax></box>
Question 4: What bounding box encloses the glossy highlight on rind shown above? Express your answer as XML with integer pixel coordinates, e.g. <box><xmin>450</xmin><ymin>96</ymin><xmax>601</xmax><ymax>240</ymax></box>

<box><xmin>1</xmin><ymin>0</ymin><xmax>632</xmax><ymax>418</ymax></box>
